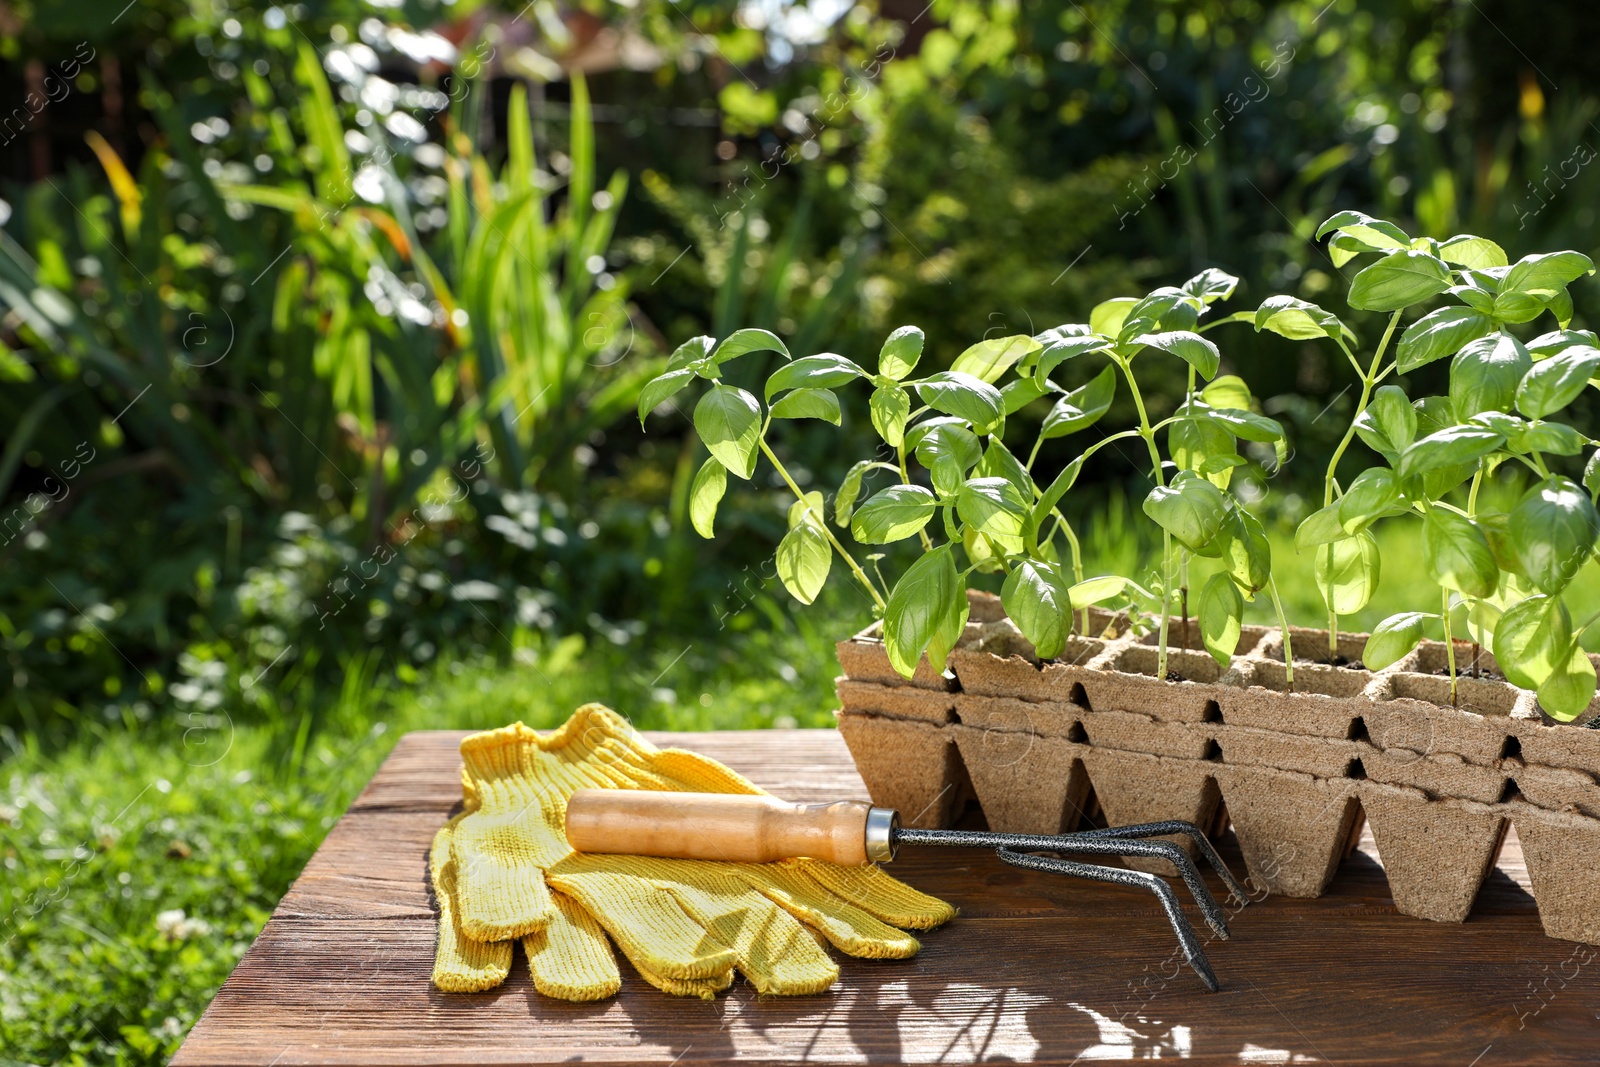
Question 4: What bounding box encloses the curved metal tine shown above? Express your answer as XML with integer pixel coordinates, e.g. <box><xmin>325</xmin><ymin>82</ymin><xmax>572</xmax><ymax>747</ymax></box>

<box><xmin>1074</xmin><ymin>821</ymin><xmax>1250</xmax><ymax>905</ymax></box>
<box><xmin>894</xmin><ymin>827</ymin><xmax>1229</xmax><ymax>939</ymax></box>
<box><xmin>1086</xmin><ymin>837</ymin><xmax>1230</xmax><ymax>940</ymax></box>
<box><xmin>1010</xmin><ymin>834</ymin><xmax>1228</xmax><ymax>939</ymax></box>
<box><xmin>996</xmin><ymin>848</ymin><xmax>1220</xmax><ymax>993</ymax></box>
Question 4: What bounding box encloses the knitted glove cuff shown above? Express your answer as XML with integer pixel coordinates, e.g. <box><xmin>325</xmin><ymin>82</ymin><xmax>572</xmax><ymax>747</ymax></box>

<box><xmin>459</xmin><ymin>705</ymin><xmax>662</xmax><ymax>798</ymax></box>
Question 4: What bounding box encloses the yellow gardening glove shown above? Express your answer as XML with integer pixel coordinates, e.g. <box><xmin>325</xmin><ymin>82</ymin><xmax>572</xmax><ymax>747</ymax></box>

<box><xmin>430</xmin><ymin>704</ymin><xmax>954</xmax><ymax>1000</ymax></box>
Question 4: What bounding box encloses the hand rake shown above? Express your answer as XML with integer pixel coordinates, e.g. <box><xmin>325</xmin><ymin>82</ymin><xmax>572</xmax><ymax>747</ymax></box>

<box><xmin>566</xmin><ymin>789</ymin><xmax>1249</xmax><ymax>991</ymax></box>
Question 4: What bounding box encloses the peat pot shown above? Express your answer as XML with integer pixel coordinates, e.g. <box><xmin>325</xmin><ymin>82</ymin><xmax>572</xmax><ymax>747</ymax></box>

<box><xmin>835</xmin><ymin>590</ymin><xmax>1600</xmax><ymax>946</ymax></box>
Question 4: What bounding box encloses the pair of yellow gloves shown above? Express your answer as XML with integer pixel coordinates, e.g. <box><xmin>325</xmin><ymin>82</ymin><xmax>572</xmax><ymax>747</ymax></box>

<box><xmin>430</xmin><ymin>704</ymin><xmax>955</xmax><ymax>1000</ymax></box>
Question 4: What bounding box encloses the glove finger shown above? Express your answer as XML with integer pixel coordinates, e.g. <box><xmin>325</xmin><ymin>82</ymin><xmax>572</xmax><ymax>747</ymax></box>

<box><xmin>634</xmin><ymin>965</ymin><xmax>735</xmax><ymax>1000</ymax></box>
<box><xmin>650</xmin><ymin>864</ymin><xmax>840</xmax><ymax>996</ymax></box>
<box><xmin>429</xmin><ymin>820</ymin><xmax>513</xmax><ymax>992</ymax></box>
<box><xmin>450</xmin><ymin>813</ymin><xmax>556</xmax><ymax>941</ymax></box>
<box><xmin>740</xmin><ymin>865</ymin><xmax>925</xmax><ymax>959</ymax></box>
<box><xmin>793</xmin><ymin>861</ymin><xmax>957</xmax><ymax>930</ymax></box>
<box><xmin>638</xmin><ymin>748</ymin><xmax>766</xmax><ymax>797</ymax></box>
<box><xmin>546</xmin><ymin>858</ymin><xmax>736</xmax><ymax>981</ymax></box>
<box><xmin>522</xmin><ymin>890</ymin><xmax>621</xmax><ymax>1002</ymax></box>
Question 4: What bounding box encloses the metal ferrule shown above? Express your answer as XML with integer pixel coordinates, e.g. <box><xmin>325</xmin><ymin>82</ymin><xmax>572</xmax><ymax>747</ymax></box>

<box><xmin>864</xmin><ymin>807</ymin><xmax>899</xmax><ymax>864</ymax></box>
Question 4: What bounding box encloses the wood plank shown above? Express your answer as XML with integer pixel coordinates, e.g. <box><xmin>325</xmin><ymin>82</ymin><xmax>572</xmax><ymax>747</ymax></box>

<box><xmin>177</xmin><ymin>729</ymin><xmax>1600</xmax><ymax>1066</ymax></box>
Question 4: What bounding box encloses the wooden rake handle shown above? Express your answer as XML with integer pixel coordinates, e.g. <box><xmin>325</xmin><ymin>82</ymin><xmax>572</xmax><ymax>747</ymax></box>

<box><xmin>564</xmin><ymin>789</ymin><xmax>898</xmax><ymax>866</ymax></box>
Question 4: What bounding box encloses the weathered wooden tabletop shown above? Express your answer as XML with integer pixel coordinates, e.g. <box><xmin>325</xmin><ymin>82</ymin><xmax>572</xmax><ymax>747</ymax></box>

<box><xmin>174</xmin><ymin>729</ymin><xmax>1599</xmax><ymax>1066</ymax></box>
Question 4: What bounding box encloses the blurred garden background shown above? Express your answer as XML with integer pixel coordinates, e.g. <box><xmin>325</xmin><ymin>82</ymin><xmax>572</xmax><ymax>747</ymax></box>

<box><xmin>3</xmin><ymin>0</ymin><xmax>1600</xmax><ymax>1060</ymax></box>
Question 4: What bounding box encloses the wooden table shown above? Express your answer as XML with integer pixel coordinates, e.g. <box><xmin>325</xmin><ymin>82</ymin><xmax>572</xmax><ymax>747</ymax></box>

<box><xmin>174</xmin><ymin>729</ymin><xmax>1600</xmax><ymax>1065</ymax></box>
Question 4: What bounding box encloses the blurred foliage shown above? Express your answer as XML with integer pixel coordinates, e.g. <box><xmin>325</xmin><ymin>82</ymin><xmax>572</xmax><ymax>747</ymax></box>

<box><xmin>5</xmin><ymin>0</ymin><xmax>1600</xmax><ymax>731</ymax></box>
<box><xmin>0</xmin><ymin>17</ymin><xmax>674</xmax><ymax>734</ymax></box>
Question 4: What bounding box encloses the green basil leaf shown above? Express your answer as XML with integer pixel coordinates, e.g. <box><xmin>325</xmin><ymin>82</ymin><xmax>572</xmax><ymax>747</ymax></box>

<box><xmin>638</xmin><ymin>368</ymin><xmax>696</xmax><ymax>426</ymax></box>
<box><xmin>1469</xmin><ymin>409</ymin><xmax>1524</xmax><ymax>440</ymax></box>
<box><xmin>1370</xmin><ymin>385</ymin><xmax>1418</xmax><ymax>453</ymax></box>
<box><xmin>1450</xmin><ymin>333</ymin><xmax>1532</xmax><ymax>417</ymax></box>
<box><xmin>1495</xmin><ymin>595</ymin><xmax>1573</xmax><ymax>690</ymax></box>
<box><xmin>775</xmin><ymin>521</ymin><xmax>831</xmax><ymax>606</ymax></box>
<box><xmin>1503</xmin><ymin>251</ymin><xmax>1596</xmax><ymax>297</ymax></box>
<box><xmin>926</xmin><ymin>556</ymin><xmax>971</xmax><ymax>672</ymax></box>
<box><xmin>1450</xmin><ymin>285</ymin><xmax>1497</xmax><ymax>315</ymax></box>
<box><xmin>1183</xmin><ymin>267</ymin><xmax>1241</xmax><ymax>305</ymax></box>
<box><xmin>884</xmin><ymin>545</ymin><xmax>959</xmax><ymax>677</ymax></box>
<box><xmin>1090</xmin><ymin>297</ymin><xmax>1139</xmax><ymax>338</ymax></box>
<box><xmin>1538</xmin><ymin>641</ymin><xmax>1597</xmax><ymax>721</ymax></box>
<box><xmin>1363</xmin><ymin>612</ymin><xmax>1434</xmax><ymax>670</ymax></box>
<box><xmin>850</xmin><ymin>484</ymin><xmax>938</xmax><ymax>545</ymax></box>
<box><xmin>1422</xmin><ymin>507</ymin><xmax>1498</xmax><ymax>598</ymax></box>
<box><xmin>1254</xmin><ymin>295</ymin><xmax>1343</xmax><ymax>341</ymax></box>
<box><xmin>1001</xmin><ymin>559</ymin><xmax>1072</xmax><ymax>660</ymax></box>
<box><xmin>1412</xmin><ymin>395</ymin><xmax>1458</xmax><ymax>437</ymax></box>
<box><xmin>1221</xmin><ymin>452</ymin><xmax>1262</xmax><ymax>476</ymax></box>
<box><xmin>956</xmin><ymin>476</ymin><xmax>1030</xmax><ymax>547</ymax></box>
<box><xmin>688</xmin><ymin>457</ymin><xmax>727</xmax><ymax>539</ymax></box>
<box><xmin>712</xmin><ymin>328</ymin><xmax>789</xmax><ymax>364</ymax></box>
<box><xmin>914</xmin><ymin>372</ymin><xmax>1006</xmax><ymax>436</ymax></box>
<box><xmin>665</xmin><ymin>335</ymin><xmax>716</xmax><ymax>372</ymax></box>
<box><xmin>1478</xmin><ymin>510</ymin><xmax>1518</xmax><ymax>574</ymax></box>
<box><xmin>1143</xmin><ymin>470</ymin><xmax>1227</xmax><ymax>552</ymax></box>
<box><xmin>1031</xmin><ymin>457</ymin><xmax>1083</xmax><ymax>545</ymax></box>
<box><xmin>1548</xmin><ymin>286</ymin><xmax>1576</xmax><ymax>329</ymax></box>
<box><xmin>1509</xmin><ymin>477</ymin><xmax>1600</xmax><ymax>594</ymax></box>
<box><xmin>1170</xmin><ymin>415</ymin><xmax>1237</xmax><ymax>491</ymax></box>
<box><xmin>1033</xmin><ymin>330</ymin><xmax>1113</xmax><ymax>387</ymax></box>
<box><xmin>1397</xmin><ymin>425</ymin><xmax>1504</xmax><ymax>481</ymax></box>
<box><xmin>1438</xmin><ymin>235</ymin><xmax>1509</xmax><ymax>271</ymax></box>
<box><xmin>1347</xmin><ymin>250</ymin><xmax>1453</xmax><ymax>312</ymax></box>
<box><xmin>1295</xmin><ymin>501</ymin><xmax>1345</xmax><ymax>551</ymax></box>
<box><xmin>1119</xmin><ymin>287</ymin><xmax>1203</xmax><ymax>340</ymax></box>
<box><xmin>835</xmin><ymin>460</ymin><xmax>888</xmax><ymax>527</ymax></box>
<box><xmin>870</xmin><ymin>384</ymin><xmax>911</xmax><ymax>448</ymax></box>
<box><xmin>1327</xmin><ymin>233</ymin><xmax>1369</xmax><ymax>268</ymax></box>
<box><xmin>1314</xmin><ymin>532</ymin><xmax>1381</xmax><ymax>614</ymax></box>
<box><xmin>912</xmin><ymin>420</ymin><xmax>983</xmax><ymax>496</ymax></box>
<box><xmin>1316</xmin><ymin>210</ymin><xmax>1411</xmax><ymax>249</ymax></box>
<box><xmin>1130</xmin><ymin>330</ymin><xmax>1220</xmax><ymax>379</ymax></box>
<box><xmin>786</xmin><ymin>491</ymin><xmax>827</xmax><ymax>530</ymax></box>
<box><xmin>1515</xmin><ymin>420</ymin><xmax>1589</xmax><ymax>457</ymax></box>
<box><xmin>1041</xmin><ymin>364</ymin><xmax>1117</xmax><ymax>439</ymax></box>
<box><xmin>1202</xmin><ymin>405</ymin><xmax>1285</xmax><ymax>442</ymax></box>
<box><xmin>1001</xmin><ymin>377</ymin><xmax>1049</xmax><ymax>414</ymax></box>
<box><xmin>951</xmin><ymin>334</ymin><xmax>1042</xmax><ymax>384</ymax></box>
<box><xmin>1585</xmin><ymin>449</ymin><xmax>1600</xmax><ymax>503</ymax></box>
<box><xmin>1354</xmin><ymin>384</ymin><xmax>1417</xmax><ymax>463</ymax></box>
<box><xmin>693</xmin><ymin>384</ymin><xmax>761</xmax><ymax>478</ymax></box>
<box><xmin>963</xmin><ymin>526</ymin><xmax>1004</xmax><ymax>572</ymax></box>
<box><xmin>1516</xmin><ymin>346</ymin><xmax>1600</xmax><ymax>419</ymax></box>
<box><xmin>1337</xmin><ymin>467</ymin><xmax>1404</xmax><ymax>533</ymax></box>
<box><xmin>878</xmin><ymin>325</ymin><xmax>925</xmax><ymax>380</ymax></box>
<box><xmin>1493</xmin><ymin>288</ymin><xmax>1554</xmax><ymax>325</ymax></box>
<box><xmin>1201</xmin><ymin>374</ymin><xmax>1253</xmax><ymax>411</ymax></box>
<box><xmin>1199</xmin><ymin>571</ymin><xmax>1245</xmax><ymax>667</ymax></box>
<box><xmin>1220</xmin><ymin>507</ymin><xmax>1271</xmax><ymax>594</ymax></box>
<box><xmin>1529</xmin><ymin>329</ymin><xmax>1600</xmax><ymax>359</ymax></box>
<box><xmin>764</xmin><ymin>354</ymin><xmax>864</xmax><ymax>399</ymax></box>
<box><xmin>976</xmin><ymin>439</ymin><xmax>1034</xmax><ymax>499</ymax></box>
<box><xmin>769</xmin><ymin>387</ymin><xmax>842</xmax><ymax>424</ymax></box>
<box><xmin>1395</xmin><ymin>307</ymin><xmax>1494</xmax><ymax>373</ymax></box>
<box><xmin>1068</xmin><ymin>574</ymin><xmax>1131</xmax><ymax>607</ymax></box>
